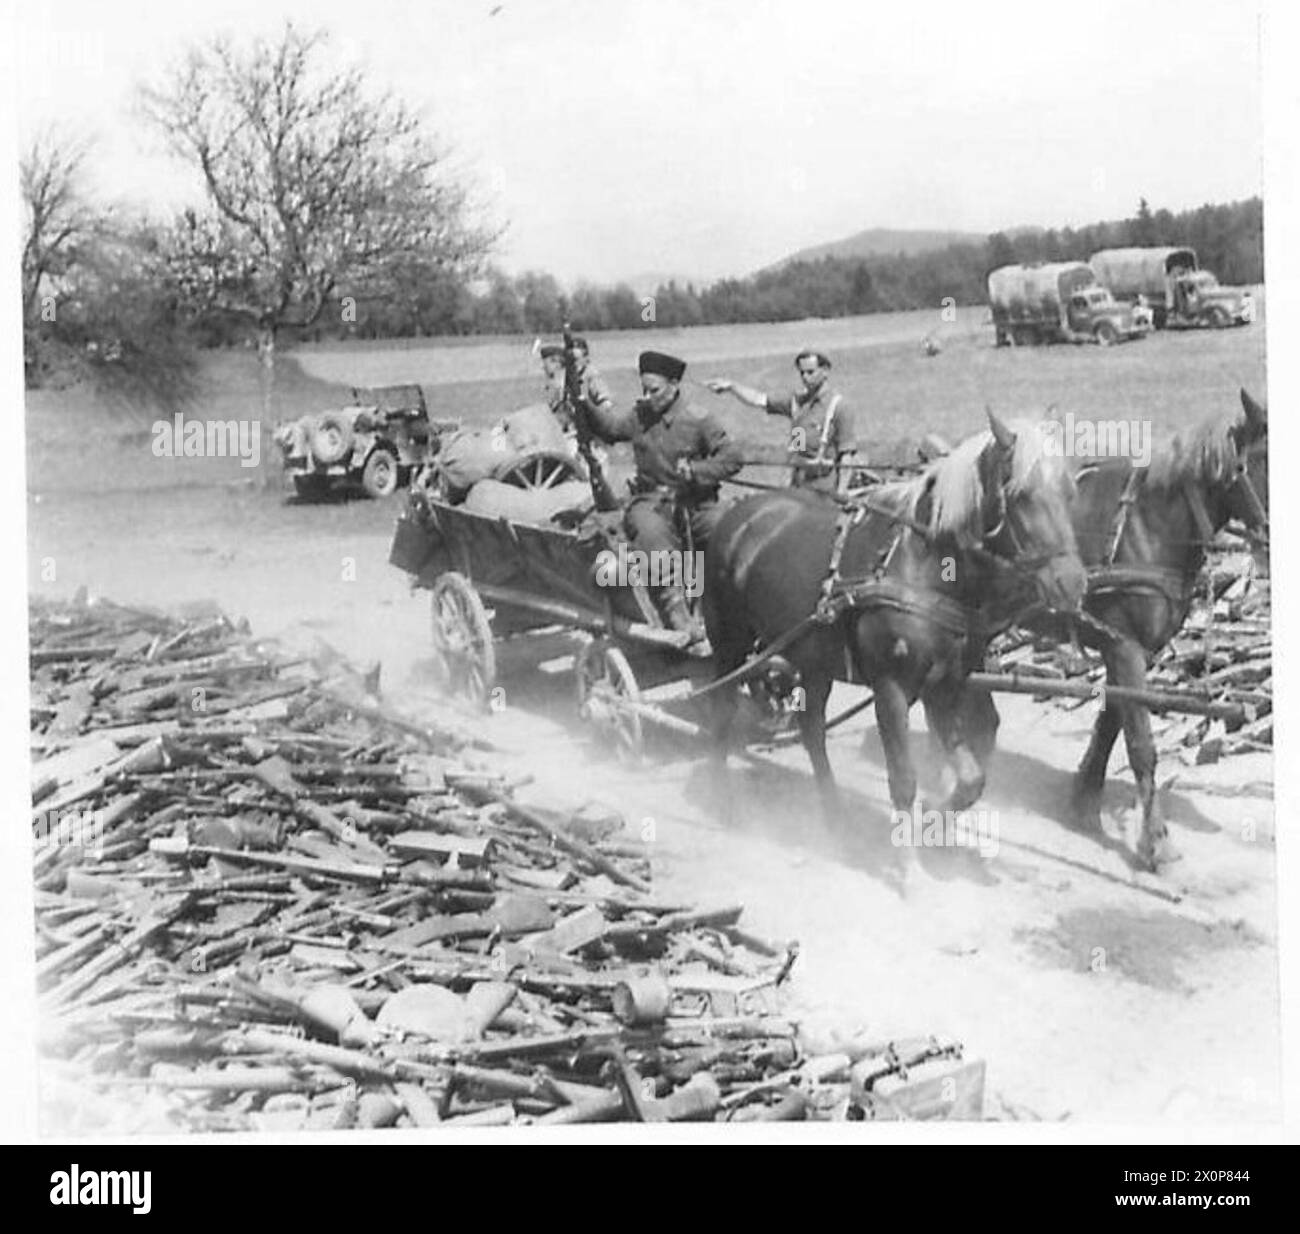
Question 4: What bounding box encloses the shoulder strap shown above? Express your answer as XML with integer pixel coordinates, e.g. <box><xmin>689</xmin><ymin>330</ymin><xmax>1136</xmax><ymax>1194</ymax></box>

<box><xmin>816</xmin><ymin>393</ymin><xmax>843</xmax><ymax>458</ymax></box>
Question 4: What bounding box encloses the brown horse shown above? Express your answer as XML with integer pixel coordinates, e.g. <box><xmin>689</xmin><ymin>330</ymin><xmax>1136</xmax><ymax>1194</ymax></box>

<box><xmin>975</xmin><ymin>390</ymin><xmax>1269</xmax><ymax>872</ymax></box>
<box><xmin>703</xmin><ymin>412</ymin><xmax>1088</xmax><ymax>826</ymax></box>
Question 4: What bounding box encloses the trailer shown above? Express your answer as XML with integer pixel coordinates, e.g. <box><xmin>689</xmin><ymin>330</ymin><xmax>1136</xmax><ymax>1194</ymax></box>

<box><xmin>1088</xmin><ymin>247</ymin><xmax>1255</xmax><ymax>329</ymax></box>
<box><xmin>987</xmin><ymin>262</ymin><xmax>1151</xmax><ymax>347</ymax></box>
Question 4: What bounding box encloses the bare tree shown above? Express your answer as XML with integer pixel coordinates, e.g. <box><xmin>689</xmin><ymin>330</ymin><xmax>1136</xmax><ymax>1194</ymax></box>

<box><xmin>140</xmin><ymin>22</ymin><xmax>500</xmax><ymax>431</ymax></box>
<box><xmin>21</xmin><ymin>130</ymin><xmax>97</xmax><ymax>381</ymax></box>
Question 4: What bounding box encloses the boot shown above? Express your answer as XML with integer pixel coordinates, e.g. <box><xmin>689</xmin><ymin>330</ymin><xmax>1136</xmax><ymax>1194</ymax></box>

<box><xmin>662</xmin><ymin>591</ymin><xmax>711</xmax><ymax>658</ymax></box>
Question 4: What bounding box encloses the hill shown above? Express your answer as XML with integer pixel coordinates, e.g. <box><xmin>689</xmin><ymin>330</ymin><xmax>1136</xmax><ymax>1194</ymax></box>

<box><xmin>764</xmin><ymin>227</ymin><xmax>987</xmax><ymax>271</ymax></box>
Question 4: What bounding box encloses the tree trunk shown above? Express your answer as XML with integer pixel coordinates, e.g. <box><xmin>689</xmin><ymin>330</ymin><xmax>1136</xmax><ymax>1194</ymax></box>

<box><xmin>258</xmin><ymin>324</ymin><xmax>278</xmax><ymax>491</ymax></box>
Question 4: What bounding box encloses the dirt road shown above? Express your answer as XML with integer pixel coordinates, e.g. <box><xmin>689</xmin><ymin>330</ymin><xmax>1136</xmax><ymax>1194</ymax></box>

<box><xmin>26</xmin><ymin>475</ymin><xmax>1280</xmax><ymax>1124</ymax></box>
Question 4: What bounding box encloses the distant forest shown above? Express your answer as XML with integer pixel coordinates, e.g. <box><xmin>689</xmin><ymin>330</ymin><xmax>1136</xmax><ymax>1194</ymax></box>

<box><xmin>320</xmin><ymin>196</ymin><xmax>1263</xmax><ymax>341</ymax></box>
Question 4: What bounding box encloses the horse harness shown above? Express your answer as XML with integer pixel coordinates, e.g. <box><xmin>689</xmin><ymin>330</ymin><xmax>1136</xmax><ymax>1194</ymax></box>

<box><xmin>809</xmin><ymin>493</ymin><xmax>1037</xmax><ymax>686</ymax></box>
<box><xmin>1083</xmin><ymin>455</ymin><xmax>1260</xmax><ymax>618</ymax></box>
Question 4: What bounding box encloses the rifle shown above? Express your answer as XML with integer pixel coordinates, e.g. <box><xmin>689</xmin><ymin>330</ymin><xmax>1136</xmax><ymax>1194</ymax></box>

<box><xmin>562</xmin><ymin>322</ymin><xmax>620</xmax><ymax>512</ymax></box>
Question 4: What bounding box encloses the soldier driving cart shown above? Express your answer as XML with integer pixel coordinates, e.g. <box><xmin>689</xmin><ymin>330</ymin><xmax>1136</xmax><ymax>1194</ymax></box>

<box><xmin>580</xmin><ymin>349</ymin><xmax>742</xmax><ymax>653</ymax></box>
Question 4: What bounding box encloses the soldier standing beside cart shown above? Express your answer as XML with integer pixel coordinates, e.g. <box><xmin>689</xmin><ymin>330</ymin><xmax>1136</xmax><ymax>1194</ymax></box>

<box><xmin>580</xmin><ymin>349</ymin><xmax>742</xmax><ymax>653</ymax></box>
<box><xmin>708</xmin><ymin>349</ymin><xmax>862</xmax><ymax>495</ymax></box>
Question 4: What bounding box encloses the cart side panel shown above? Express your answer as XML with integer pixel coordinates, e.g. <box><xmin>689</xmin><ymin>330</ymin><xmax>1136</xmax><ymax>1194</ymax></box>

<box><xmin>390</xmin><ymin>500</ymin><xmax>647</xmax><ymax>633</ymax></box>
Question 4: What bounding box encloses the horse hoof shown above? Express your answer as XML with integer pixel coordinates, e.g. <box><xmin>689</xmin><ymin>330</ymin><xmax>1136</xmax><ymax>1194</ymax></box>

<box><xmin>943</xmin><ymin>779</ymin><xmax>985</xmax><ymax>814</ymax></box>
<box><xmin>1139</xmin><ymin>832</ymin><xmax>1184</xmax><ymax>872</ymax></box>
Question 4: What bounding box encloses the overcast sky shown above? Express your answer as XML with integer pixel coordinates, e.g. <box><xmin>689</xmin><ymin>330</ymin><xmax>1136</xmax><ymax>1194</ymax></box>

<box><xmin>13</xmin><ymin>0</ymin><xmax>1265</xmax><ymax>286</ymax></box>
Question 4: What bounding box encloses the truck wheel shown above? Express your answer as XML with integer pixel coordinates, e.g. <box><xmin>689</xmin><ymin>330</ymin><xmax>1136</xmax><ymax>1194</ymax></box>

<box><xmin>995</xmin><ymin>327</ymin><xmax>1009</xmax><ymax>348</ymax></box>
<box><xmin>311</xmin><ymin>412</ymin><xmax>354</xmax><ymax>465</ymax></box>
<box><xmin>361</xmin><ymin>446</ymin><xmax>400</xmax><ymax>498</ymax></box>
<box><xmin>1093</xmin><ymin>321</ymin><xmax>1118</xmax><ymax>347</ymax></box>
<box><xmin>1204</xmin><ymin>306</ymin><xmax>1231</xmax><ymax>329</ymax></box>
<box><xmin>1153</xmin><ymin>307</ymin><xmax>1167</xmax><ymax>330</ymax></box>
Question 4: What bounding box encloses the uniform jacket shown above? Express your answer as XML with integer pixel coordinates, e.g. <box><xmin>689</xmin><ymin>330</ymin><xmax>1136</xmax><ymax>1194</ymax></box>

<box><xmin>766</xmin><ymin>383</ymin><xmax>859</xmax><ymax>485</ymax></box>
<box><xmin>588</xmin><ymin>390</ymin><xmax>742</xmax><ymax>498</ymax></box>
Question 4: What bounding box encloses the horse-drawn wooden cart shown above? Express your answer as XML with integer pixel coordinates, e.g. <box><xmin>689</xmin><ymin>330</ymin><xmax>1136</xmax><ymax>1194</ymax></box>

<box><xmin>389</xmin><ymin>471</ymin><xmax>1252</xmax><ymax>771</ymax></box>
<box><xmin>388</xmin><ymin>483</ymin><xmax>781</xmax><ymax>761</ymax></box>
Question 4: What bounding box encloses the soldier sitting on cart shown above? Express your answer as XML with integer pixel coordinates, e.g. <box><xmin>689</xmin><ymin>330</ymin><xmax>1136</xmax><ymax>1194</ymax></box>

<box><xmin>707</xmin><ymin>349</ymin><xmax>862</xmax><ymax>495</ymax></box>
<box><xmin>581</xmin><ymin>349</ymin><xmax>743</xmax><ymax>653</ymax></box>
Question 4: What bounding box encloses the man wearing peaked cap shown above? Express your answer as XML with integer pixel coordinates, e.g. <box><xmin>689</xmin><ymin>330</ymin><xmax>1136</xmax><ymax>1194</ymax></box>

<box><xmin>583</xmin><ymin>349</ymin><xmax>742</xmax><ymax>650</ymax></box>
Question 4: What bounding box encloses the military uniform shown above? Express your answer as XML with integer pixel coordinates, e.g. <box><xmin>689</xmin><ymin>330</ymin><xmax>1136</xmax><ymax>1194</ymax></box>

<box><xmin>577</xmin><ymin>365</ymin><xmax>614</xmax><ymax>421</ymax></box>
<box><xmin>587</xmin><ymin>353</ymin><xmax>740</xmax><ymax>643</ymax></box>
<box><xmin>765</xmin><ymin>383</ymin><xmax>859</xmax><ymax>492</ymax></box>
<box><xmin>544</xmin><ymin>346</ymin><xmax>613</xmax><ymax>435</ymax></box>
<box><xmin>589</xmin><ymin>390</ymin><xmax>741</xmax><ymax>552</ymax></box>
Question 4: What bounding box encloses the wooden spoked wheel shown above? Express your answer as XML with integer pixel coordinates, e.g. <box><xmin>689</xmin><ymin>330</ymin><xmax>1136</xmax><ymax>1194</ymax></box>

<box><xmin>575</xmin><ymin>638</ymin><xmax>644</xmax><ymax>764</ymax></box>
<box><xmin>430</xmin><ymin>572</ymin><xmax>496</xmax><ymax>709</ymax></box>
<box><xmin>495</xmin><ymin>450</ymin><xmax>582</xmax><ymax>491</ymax></box>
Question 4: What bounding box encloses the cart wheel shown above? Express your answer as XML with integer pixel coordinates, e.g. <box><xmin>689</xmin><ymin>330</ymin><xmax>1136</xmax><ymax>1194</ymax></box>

<box><xmin>495</xmin><ymin>450</ymin><xmax>582</xmax><ymax>491</ymax></box>
<box><xmin>430</xmin><ymin>572</ymin><xmax>496</xmax><ymax>709</ymax></box>
<box><xmin>575</xmin><ymin>639</ymin><xmax>644</xmax><ymax>763</ymax></box>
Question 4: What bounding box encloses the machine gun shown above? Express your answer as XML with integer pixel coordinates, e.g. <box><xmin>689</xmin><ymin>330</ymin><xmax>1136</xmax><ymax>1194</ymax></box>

<box><xmin>562</xmin><ymin>322</ymin><xmax>619</xmax><ymax>512</ymax></box>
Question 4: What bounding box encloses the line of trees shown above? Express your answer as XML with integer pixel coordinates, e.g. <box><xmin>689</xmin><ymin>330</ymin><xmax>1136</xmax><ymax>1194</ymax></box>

<box><xmin>21</xmin><ymin>18</ymin><xmax>1265</xmax><ymax>405</ymax></box>
<box><xmin>324</xmin><ymin>195</ymin><xmax>1264</xmax><ymax>338</ymax></box>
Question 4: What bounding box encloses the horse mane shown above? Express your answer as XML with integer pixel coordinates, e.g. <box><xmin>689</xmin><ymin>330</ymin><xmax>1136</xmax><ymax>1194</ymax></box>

<box><xmin>1145</xmin><ymin>418</ymin><xmax>1241</xmax><ymax>492</ymax></box>
<box><xmin>896</xmin><ymin>420</ymin><xmax>1067</xmax><ymax>537</ymax></box>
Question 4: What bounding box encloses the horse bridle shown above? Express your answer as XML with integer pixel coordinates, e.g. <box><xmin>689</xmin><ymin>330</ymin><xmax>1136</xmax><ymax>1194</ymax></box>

<box><xmin>1226</xmin><ymin>446</ymin><xmax>1269</xmax><ymax>541</ymax></box>
<box><xmin>975</xmin><ymin>468</ymin><xmax>1078</xmax><ymax>593</ymax></box>
<box><xmin>1179</xmin><ymin>441</ymin><xmax>1268</xmax><ymax>550</ymax></box>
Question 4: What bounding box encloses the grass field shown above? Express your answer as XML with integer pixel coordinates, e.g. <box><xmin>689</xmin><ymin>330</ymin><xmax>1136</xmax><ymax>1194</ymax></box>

<box><xmin>296</xmin><ymin>302</ymin><xmax>1268</xmax><ymax>463</ymax></box>
<box><xmin>25</xmin><ymin>303</ymin><xmax>1267</xmax><ymax>497</ymax></box>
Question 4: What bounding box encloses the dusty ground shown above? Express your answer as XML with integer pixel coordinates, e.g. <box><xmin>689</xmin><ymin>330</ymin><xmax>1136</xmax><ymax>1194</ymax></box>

<box><xmin>24</xmin><ymin>317</ymin><xmax>1280</xmax><ymax>1124</ymax></box>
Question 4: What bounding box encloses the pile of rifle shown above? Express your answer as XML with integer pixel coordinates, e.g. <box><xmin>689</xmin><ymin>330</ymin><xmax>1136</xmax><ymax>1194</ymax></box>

<box><xmin>988</xmin><ymin>541</ymin><xmax>1272</xmax><ymax>765</ymax></box>
<box><xmin>31</xmin><ymin>593</ymin><xmax>982</xmax><ymax>1131</ymax></box>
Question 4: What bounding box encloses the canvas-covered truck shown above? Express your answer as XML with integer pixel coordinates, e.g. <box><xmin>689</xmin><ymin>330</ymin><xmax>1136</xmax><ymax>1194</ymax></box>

<box><xmin>1089</xmin><ymin>247</ymin><xmax>1255</xmax><ymax>329</ymax></box>
<box><xmin>988</xmin><ymin>262</ymin><xmax>1152</xmax><ymax>347</ymax></box>
<box><xmin>275</xmin><ymin>384</ymin><xmax>457</xmax><ymax>500</ymax></box>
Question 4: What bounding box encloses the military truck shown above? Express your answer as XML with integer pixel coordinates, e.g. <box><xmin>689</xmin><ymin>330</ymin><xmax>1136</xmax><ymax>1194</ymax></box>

<box><xmin>1088</xmin><ymin>247</ymin><xmax>1255</xmax><ymax>329</ymax></box>
<box><xmin>275</xmin><ymin>384</ymin><xmax>454</xmax><ymax>500</ymax></box>
<box><xmin>987</xmin><ymin>262</ymin><xmax>1152</xmax><ymax>347</ymax></box>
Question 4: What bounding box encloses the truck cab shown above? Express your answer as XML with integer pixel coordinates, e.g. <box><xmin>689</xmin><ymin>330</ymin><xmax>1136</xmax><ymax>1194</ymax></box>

<box><xmin>1169</xmin><ymin>269</ymin><xmax>1254</xmax><ymax>327</ymax></box>
<box><xmin>1066</xmin><ymin>286</ymin><xmax>1152</xmax><ymax>342</ymax></box>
